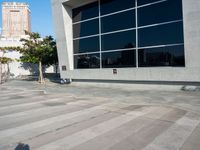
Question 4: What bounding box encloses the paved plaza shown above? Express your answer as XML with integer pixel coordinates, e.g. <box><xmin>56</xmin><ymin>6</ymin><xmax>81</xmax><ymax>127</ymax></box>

<box><xmin>0</xmin><ymin>80</ymin><xmax>200</xmax><ymax>150</ymax></box>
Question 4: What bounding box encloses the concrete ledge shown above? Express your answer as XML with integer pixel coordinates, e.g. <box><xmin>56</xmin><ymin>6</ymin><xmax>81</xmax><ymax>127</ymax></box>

<box><xmin>71</xmin><ymin>80</ymin><xmax>200</xmax><ymax>92</ymax></box>
<box><xmin>72</xmin><ymin>79</ymin><xmax>200</xmax><ymax>86</ymax></box>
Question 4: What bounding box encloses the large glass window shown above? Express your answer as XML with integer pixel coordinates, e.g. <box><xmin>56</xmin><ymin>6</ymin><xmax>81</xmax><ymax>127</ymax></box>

<box><xmin>138</xmin><ymin>21</ymin><xmax>184</xmax><ymax>47</ymax></box>
<box><xmin>72</xmin><ymin>1</ymin><xmax>99</xmax><ymax>23</ymax></box>
<box><xmin>100</xmin><ymin>0</ymin><xmax>135</xmax><ymax>15</ymax></box>
<box><xmin>102</xmin><ymin>30</ymin><xmax>136</xmax><ymax>51</ymax></box>
<box><xmin>74</xmin><ymin>53</ymin><xmax>100</xmax><ymax>69</ymax></box>
<box><xmin>72</xmin><ymin>0</ymin><xmax>185</xmax><ymax>69</ymax></box>
<box><xmin>138</xmin><ymin>45</ymin><xmax>185</xmax><ymax>67</ymax></box>
<box><xmin>138</xmin><ymin>0</ymin><xmax>183</xmax><ymax>26</ymax></box>
<box><xmin>138</xmin><ymin>0</ymin><xmax>162</xmax><ymax>6</ymax></box>
<box><xmin>102</xmin><ymin>50</ymin><xmax>136</xmax><ymax>68</ymax></box>
<box><xmin>101</xmin><ymin>10</ymin><xmax>136</xmax><ymax>33</ymax></box>
<box><xmin>73</xmin><ymin>19</ymin><xmax>99</xmax><ymax>38</ymax></box>
<box><xmin>73</xmin><ymin>36</ymin><xmax>99</xmax><ymax>54</ymax></box>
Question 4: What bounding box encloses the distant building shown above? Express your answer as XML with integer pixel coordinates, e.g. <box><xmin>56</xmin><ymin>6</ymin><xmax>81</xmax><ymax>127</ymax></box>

<box><xmin>0</xmin><ymin>2</ymin><xmax>34</xmax><ymax>78</ymax></box>
<box><xmin>0</xmin><ymin>2</ymin><xmax>56</xmax><ymax>78</ymax></box>
<box><xmin>2</xmin><ymin>2</ymin><xmax>31</xmax><ymax>39</ymax></box>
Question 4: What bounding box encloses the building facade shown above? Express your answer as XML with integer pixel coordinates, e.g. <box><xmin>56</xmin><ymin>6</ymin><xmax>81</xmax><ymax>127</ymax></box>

<box><xmin>2</xmin><ymin>2</ymin><xmax>31</xmax><ymax>38</ymax></box>
<box><xmin>51</xmin><ymin>0</ymin><xmax>200</xmax><ymax>83</ymax></box>
<box><xmin>0</xmin><ymin>2</ymin><xmax>32</xmax><ymax>78</ymax></box>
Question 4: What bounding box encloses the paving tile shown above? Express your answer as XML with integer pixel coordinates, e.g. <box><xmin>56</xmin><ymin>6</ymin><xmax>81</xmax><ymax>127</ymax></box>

<box><xmin>143</xmin><ymin>112</ymin><xmax>200</xmax><ymax>150</ymax></box>
<box><xmin>71</xmin><ymin>107</ymin><xmax>172</xmax><ymax>150</ymax></box>
<box><xmin>34</xmin><ymin>106</ymin><xmax>161</xmax><ymax>150</ymax></box>
<box><xmin>0</xmin><ymin>101</ymin><xmax>128</xmax><ymax>149</ymax></box>
<box><xmin>181</xmin><ymin>124</ymin><xmax>200</xmax><ymax>150</ymax></box>
<box><xmin>22</xmin><ymin>112</ymin><xmax>120</xmax><ymax>149</ymax></box>
<box><xmin>108</xmin><ymin>108</ymin><xmax>186</xmax><ymax>150</ymax></box>
<box><xmin>0</xmin><ymin>81</ymin><xmax>200</xmax><ymax>150</ymax></box>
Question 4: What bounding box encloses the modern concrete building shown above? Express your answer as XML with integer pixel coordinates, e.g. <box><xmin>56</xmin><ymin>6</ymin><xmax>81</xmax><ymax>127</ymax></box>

<box><xmin>51</xmin><ymin>0</ymin><xmax>200</xmax><ymax>83</ymax></box>
<box><xmin>2</xmin><ymin>2</ymin><xmax>31</xmax><ymax>38</ymax></box>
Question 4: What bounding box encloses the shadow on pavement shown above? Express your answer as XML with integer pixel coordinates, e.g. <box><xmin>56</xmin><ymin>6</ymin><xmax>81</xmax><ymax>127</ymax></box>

<box><xmin>15</xmin><ymin>143</ymin><xmax>30</xmax><ymax>150</ymax></box>
<box><xmin>20</xmin><ymin>73</ymin><xmax>61</xmax><ymax>84</ymax></box>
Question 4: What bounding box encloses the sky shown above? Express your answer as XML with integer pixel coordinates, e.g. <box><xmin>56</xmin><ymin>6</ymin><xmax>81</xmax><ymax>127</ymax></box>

<box><xmin>0</xmin><ymin>0</ymin><xmax>54</xmax><ymax>37</ymax></box>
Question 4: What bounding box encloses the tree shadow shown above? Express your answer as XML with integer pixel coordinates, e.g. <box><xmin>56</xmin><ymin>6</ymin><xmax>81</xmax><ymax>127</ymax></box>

<box><xmin>15</xmin><ymin>143</ymin><xmax>30</xmax><ymax>150</ymax></box>
<box><xmin>17</xmin><ymin>62</ymin><xmax>61</xmax><ymax>83</ymax></box>
<box><xmin>44</xmin><ymin>73</ymin><xmax>61</xmax><ymax>84</ymax></box>
<box><xmin>20</xmin><ymin>62</ymin><xmax>39</xmax><ymax>75</ymax></box>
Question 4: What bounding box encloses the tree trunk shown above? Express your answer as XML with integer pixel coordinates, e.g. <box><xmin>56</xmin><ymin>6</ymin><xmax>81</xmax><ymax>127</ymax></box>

<box><xmin>55</xmin><ymin>64</ymin><xmax>58</xmax><ymax>75</ymax></box>
<box><xmin>0</xmin><ymin>52</ymin><xmax>4</xmax><ymax>84</ymax></box>
<box><xmin>38</xmin><ymin>61</ymin><xmax>45</xmax><ymax>84</ymax></box>
<box><xmin>0</xmin><ymin>62</ymin><xmax>2</xmax><ymax>84</ymax></box>
<box><xmin>7</xmin><ymin>63</ymin><xmax>10</xmax><ymax>81</ymax></box>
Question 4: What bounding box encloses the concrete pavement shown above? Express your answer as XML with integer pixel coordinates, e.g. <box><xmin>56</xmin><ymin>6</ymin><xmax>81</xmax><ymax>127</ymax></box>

<box><xmin>0</xmin><ymin>80</ymin><xmax>200</xmax><ymax>150</ymax></box>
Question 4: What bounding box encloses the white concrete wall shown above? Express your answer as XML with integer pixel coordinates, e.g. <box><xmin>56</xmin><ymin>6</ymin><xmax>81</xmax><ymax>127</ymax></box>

<box><xmin>4</xmin><ymin>51</ymin><xmax>35</xmax><ymax>77</ymax></box>
<box><xmin>51</xmin><ymin>0</ymin><xmax>200</xmax><ymax>82</ymax></box>
<box><xmin>51</xmin><ymin>0</ymin><xmax>73</xmax><ymax>79</ymax></box>
<box><xmin>0</xmin><ymin>39</ymin><xmax>56</xmax><ymax>77</ymax></box>
<box><xmin>0</xmin><ymin>38</ymin><xmax>22</xmax><ymax>47</ymax></box>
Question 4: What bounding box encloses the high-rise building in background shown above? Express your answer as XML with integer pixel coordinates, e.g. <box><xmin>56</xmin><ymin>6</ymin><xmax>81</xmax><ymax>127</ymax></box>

<box><xmin>1</xmin><ymin>2</ymin><xmax>31</xmax><ymax>38</ymax></box>
<box><xmin>0</xmin><ymin>2</ymin><xmax>34</xmax><ymax>78</ymax></box>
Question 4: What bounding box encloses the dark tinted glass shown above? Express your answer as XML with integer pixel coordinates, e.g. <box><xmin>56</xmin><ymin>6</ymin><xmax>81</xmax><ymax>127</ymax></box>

<box><xmin>101</xmin><ymin>0</ymin><xmax>135</xmax><ymax>15</ymax></box>
<box><xmin>138</xmin><ymin>0</ymin><xmax>183</xmax><ymax>26</ymax></box>
<box><xmin>72</xmin><ymin>1</ymin><xmax>98</xmax><ymax>23</ymax></box>
<box><xmin>73</xmin><ymin>36</ymin><xmax>100</xmax><ymax>54</ymax></box>
<box><xmin>73</xmin><ymin>19</ymin><xmax>99</xmax><ymax>38</ymax></box>
<box><xmin>101</xmin><ymin>10</ymin><xmax>136</xmax><ymax>33</ymax></box>
<box><xmin>74</xmin><ymin>53</ymin><xmax>100</xmax><ymax>69</ymax></box>
<box><xmin>138</xmin><ymin>0</ymin><xmax>161</xmax><ymax>6</ymax></box>
<box><xmin>102</xmin><ymin>30</ymin><xmax>136</xmax><ymax>51</ymax></box>
<box><xmin>102</xmin><ymin>50</ymin><xmax>136</xmax><ymax>68</ymax></box>
<box><xmin>138</xmin><ymin>21</ymin><xmax>184</xmax><ymax>47</ymax></box>
<box><xmin>138</xmin><ymin>45</ymin><xmax>185</xmax><ymax>67</ymax></box>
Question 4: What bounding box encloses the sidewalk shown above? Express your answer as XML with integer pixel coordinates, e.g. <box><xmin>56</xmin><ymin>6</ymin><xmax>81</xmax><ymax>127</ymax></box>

<box><xmin>0</xmin><ymin>79</ymin><xmax>200</xmax><ymax>150</ymax></box>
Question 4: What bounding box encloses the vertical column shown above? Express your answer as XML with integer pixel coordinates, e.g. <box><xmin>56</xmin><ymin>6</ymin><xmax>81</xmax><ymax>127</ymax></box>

<box><xmin>99</xmin><ymin>0</ymin><xmax>102</xmax><ymax>69</ymax></box>
<box><xmin>135</xmin><ymin>0</ymin><xmax>139</xmax><ymax>68</ymax></box>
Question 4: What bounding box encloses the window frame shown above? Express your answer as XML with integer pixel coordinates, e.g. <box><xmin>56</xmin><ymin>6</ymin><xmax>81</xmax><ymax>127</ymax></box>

<box><xmin>72</xmin><ymin>0</ymin><xmax>185</xmax><ymax>69</ymax></box>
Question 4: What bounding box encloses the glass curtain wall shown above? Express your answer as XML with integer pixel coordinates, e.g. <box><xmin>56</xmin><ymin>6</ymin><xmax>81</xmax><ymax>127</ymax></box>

<box><xmin>72</xmin><ymin>0</ymin><xmax>185</xmax><ymax>69</ymax></box>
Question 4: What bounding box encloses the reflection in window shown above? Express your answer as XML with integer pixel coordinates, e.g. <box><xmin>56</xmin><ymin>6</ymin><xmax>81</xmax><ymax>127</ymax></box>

<box><xmin>100</xmin><ymin>0</ymin><xmax>135</xmax><ymax>15</ymax></box>
<box><xmin>101</xmin><ymin>30</ymin><xmax>136</xmax><ymax>51</ymax></box>
<box><xmin>101</xmin><ymin>10</ymin><xmax>136</xmax><ymax>33</ymax></box>
<box><xmin>73</xmin><ymin>36</ymin><xmax>100</xmax><ymax>54</ymax></box>
<box><xmin>72</xmin><ymin>0</ymin><xmax>185</xmax><ymax>69</ymax></box>
<box><xmin>138</xmin><ymin>0</ymin><xmax>162</xmax><ymax>6</ymax></box>
<box><xmin>73</xmin><ymin>19</ymin><xmax>99</xmax><ymax>38</ymax></box>
<box><xmin>102</xmin><ymin>50</ymin><xmax>136</xmax><ymax>68</ymax></box>
<box><xmin>138</xmin><ymin>0</ymin><xmax>183</xmax><ymax>26</ymax></box>
<box><xmin>72</xmin><ymin>1</ymin><xmax>99</xmax><ymax>23</ymax></box>
<box><xmin>138</xmin><ymin>21</ymin><xmax>184</xmax><ymax>47</ymax></box>
<box><xmin>74</xmin><ymin>53</ymin><xmax>100</xmax><ymax>69</ymax></box>
<box><xmin>138</xmin><ymin>45</ymin><xmax>185</xmax><ymax>67</ymax></box>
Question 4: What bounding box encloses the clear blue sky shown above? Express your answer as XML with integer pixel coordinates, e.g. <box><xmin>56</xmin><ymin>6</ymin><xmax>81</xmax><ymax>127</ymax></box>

<box><xmin>0</xmin><ymin>0</ymin><xmax>54</xmax><ymax>37</ymax></box>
